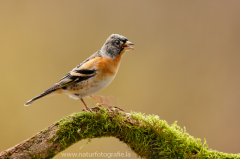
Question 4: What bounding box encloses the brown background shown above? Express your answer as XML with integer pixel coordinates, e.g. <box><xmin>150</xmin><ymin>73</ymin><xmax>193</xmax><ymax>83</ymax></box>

<box><xmin>1</xmin><ymin>0</ymin><xmax>240</xmax><ymax>158</ymax></box>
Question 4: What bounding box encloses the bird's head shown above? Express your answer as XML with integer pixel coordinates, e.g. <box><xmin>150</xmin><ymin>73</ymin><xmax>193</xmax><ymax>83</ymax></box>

<box><xmin>101</xmin><ymin>34</ymin><xmax>134</xmax><ymax>58</ymax></box>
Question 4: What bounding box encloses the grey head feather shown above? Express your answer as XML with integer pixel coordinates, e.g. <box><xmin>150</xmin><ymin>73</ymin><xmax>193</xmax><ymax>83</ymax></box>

<box><xmin>101</xmin><ymin>34</ymin><xmax>128</xmax><ymax>58</ymax></box>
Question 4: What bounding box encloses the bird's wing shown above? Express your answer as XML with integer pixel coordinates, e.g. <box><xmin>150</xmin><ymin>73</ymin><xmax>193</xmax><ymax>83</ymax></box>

<box><xmin>57</xmin><ymin>69</ymin><xmax>96</xmax><ymax>88</ymax></box>
<box><xmin>60</xmin><ymin>51</ymin><xmax>103</xmax><ymax>86</ymax></box>
<box><xmin>46</xmin><ymin>51</ymin><xmax>103</xmax><ymax>92</ymax></box>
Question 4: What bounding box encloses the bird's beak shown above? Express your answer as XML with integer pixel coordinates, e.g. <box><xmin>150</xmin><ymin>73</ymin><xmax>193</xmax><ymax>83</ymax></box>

<box><xmin>123</xmin><ymin>41</ymin><xmax>134</xmax><ymax>50</ymax></box>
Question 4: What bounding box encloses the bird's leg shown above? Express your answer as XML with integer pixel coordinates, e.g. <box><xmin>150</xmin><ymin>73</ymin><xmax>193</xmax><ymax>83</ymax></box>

<box><xmin>89</xmin><ymin>94</ymin><xmax>117</xmax><ymax>107</ymax></box>
<box><xmin>79</xmin><ymin>96</ymin><xmax>92</xmax><ymax>112</ymax></box>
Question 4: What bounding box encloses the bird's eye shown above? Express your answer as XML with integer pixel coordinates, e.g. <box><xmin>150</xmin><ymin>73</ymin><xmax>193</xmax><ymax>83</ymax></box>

<box><xmin>115</xmin><ymin>40</ymin><xmax>119</xmax><ymax>45</ymax></box>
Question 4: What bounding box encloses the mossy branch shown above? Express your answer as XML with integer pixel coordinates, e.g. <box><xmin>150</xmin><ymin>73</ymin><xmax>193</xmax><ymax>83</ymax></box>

<box><xmin>0</xmin><ymin>106</ymin><xmax>239</xmax><ymax>159</ymax></box>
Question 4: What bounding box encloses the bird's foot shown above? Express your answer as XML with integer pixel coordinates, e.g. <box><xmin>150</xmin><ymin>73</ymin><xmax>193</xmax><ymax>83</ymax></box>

<box><xmin>97</xmin><ymin>102</ymin><xmax>117</xmax><ymax>107</ymax></box>
<box><xmin>82</xmin><ymin>106</ymin><xmax>93</xmax><ymax>113</ymax></box>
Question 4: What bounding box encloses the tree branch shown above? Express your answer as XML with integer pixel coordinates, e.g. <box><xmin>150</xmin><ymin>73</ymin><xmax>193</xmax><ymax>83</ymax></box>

<box><xmin>0</xmin><ymin>106</ymin><xmax>239</xmax><ymax>159</ymax></box>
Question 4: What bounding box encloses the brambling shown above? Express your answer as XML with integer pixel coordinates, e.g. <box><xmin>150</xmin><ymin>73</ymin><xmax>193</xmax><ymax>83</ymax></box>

<box><xmin>24</xmin><ymin>34</ymin><xmax>134</xmax><ymax>111</ymax></box>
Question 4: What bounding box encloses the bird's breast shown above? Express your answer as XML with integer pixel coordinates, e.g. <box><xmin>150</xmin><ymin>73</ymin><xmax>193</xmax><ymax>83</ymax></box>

<box><xmin>97</xmin><ymin>55</ymin><xmax>122</xmax><ymax>79</ymax></box>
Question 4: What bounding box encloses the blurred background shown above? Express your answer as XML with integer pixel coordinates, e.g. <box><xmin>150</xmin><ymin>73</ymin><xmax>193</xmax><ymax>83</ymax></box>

<box><xmin>1</xmin><ymin>0</ymin><xmax>240</xmax><ymax>158</ymax></box>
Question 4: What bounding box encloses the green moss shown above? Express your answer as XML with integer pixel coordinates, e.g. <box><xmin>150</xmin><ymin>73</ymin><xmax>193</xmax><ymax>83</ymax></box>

<box><xmin>45</xmin><ymin>149</ymin><xmax>56</xmax><ymax>159</ymax></box>
<box><xmin>52</xmin><ymin>107</ymin><xmax>240</xmax><ymax>159</ymax></box>
<box><xmin>29</xmin><ymin>151</ymin><xmax>45</xmax><ymax>159</ymax></box>
<box><xmin>28</xmin><ymin>148</ymin><xmax>55</xmax><ymax>159</ymax></box>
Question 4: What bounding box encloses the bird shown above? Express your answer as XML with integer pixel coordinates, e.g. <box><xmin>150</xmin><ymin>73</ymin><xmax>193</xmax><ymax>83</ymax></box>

<box><xmin>24</xmin><ymin>34</ymin><xmax>134</xmax><ymax>111</ymax></box>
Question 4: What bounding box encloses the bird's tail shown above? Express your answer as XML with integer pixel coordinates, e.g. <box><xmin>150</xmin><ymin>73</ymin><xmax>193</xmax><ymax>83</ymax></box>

<box><xmin>24</xmin><ymin>84</ymin><xmax>60</xmax><ymax>106</ymax></box>
<box><xmin>24</xmin><ymin>92</ymin><xmax>50</xmax><ymax>106</ymax></box>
